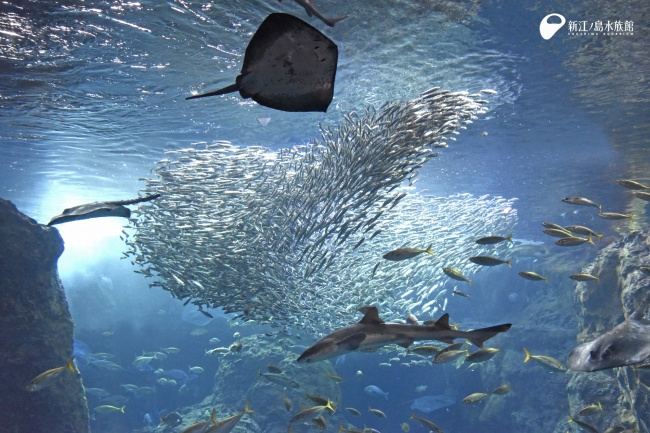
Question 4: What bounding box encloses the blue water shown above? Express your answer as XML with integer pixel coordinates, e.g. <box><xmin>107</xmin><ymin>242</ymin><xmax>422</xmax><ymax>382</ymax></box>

<box><xmin>2</xmin><ymin>0</ymin><xmax>649</xmax><ymax>432</ymax></box>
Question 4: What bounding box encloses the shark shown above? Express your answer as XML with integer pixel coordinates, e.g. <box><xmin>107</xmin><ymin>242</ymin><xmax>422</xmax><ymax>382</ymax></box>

<box><xmin>279</xmin><ymin>0</ymin><xmax>347</xmax><ymax>27</ymax></box>
<box><xmin>297</xmin><ymin>307</ymin><xmax>511</xmax><ymax>363</ymax></box>
<box><xmin>568</xmin><ymin>299</ymin><xmax>650</xmax><ymax>372</ymax></box>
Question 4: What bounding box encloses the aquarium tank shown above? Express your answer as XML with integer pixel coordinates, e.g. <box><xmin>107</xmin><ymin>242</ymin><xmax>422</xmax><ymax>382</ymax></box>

<box><xmin>0</xmin><ymin>0</ymin><xmax>649</xmax><ymax>432</ymax></box>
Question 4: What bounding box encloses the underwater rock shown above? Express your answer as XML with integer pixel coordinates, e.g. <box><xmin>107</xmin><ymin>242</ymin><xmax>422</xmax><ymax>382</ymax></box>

<box><xmin>132</xmin><ymin>335</ymin><xmax>346</xmax><ymax>433</ymax></box>
<box><xmin>569</xmin><ymin>226</ymin><xmax>650</xmax><ymax>433</ymax></box>
<box><xmin>0</xmin><ymin>199</ymin><xmax>90</xmax><ymax>433</ymax></box>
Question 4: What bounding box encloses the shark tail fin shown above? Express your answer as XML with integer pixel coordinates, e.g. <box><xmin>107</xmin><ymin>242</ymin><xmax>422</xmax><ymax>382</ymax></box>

<box><xmin>598</xmin><ymin>401</ymin><xmax>603</xmax><ymax>412</ymax></box>
<box><xmin>244</xmin><ymin>400</ymin><xmax>254</xmax><ymax>414</ymax></box>
<box><xmin>588</xmin><ymin>234</ymin><xmax>594</xmax><ymax>245</ymax></box>
<box><xmin>506</xmin><ymin>258</ymin><xmax>512</xmax><ymax>268</ymax></box>
<box><xmin>466</xmin><ymin>323</ymin><xmax>512</xmax><ymax>348</ymax></box>
<box><xmin>409</xmin><ymin>412</ymin><xmax>416</xmax><ymax>420</ymax></box>
<box><xmin>338</xmin><ymin>424</ymin><xmax>345</xmax><ymax>433</ymax></box>
<box><xmin>523</xmin><ymin>348</ymin><xmax>531</xmax><ymax>363</ymax></box>
<box><xmin>425</xmin><ymin>243</ymin><xmax>435</xmax><ymax>257</ymax></box>
<box><xmin>468</xmin><ymin>279</ymin><xmax>472</xmax><ymax>286</ymax></box>
<box><xmin>507</xmin><ymin>234</ymin><xmax>513</xmax><ymax>243</ymax></box>
<box><xmin>596</xmin><ymin>233</ymin><xmax>603</xmax><ymax>241</ymax></box>
<box><xmin>209</xmin><ymin>408</ymin><xmax>218</xmax><ymax>424</ymax></box>
<box><xmin>544</xmin><ymin>276</ymin><xmax>549</xmax><ymax>284</ymax></box>
<box><xmin>323</xmin><ymin>16</ymin><xmax>347</xmax><ymax>27</ymax></box>
<box><xmin>159</xmin><ymin>416</ymin><xmax>165</xmax><ymax>426</ymax></box>
<box><xmin>186</xmin><ymin>83</ymin><xmax>239</xmax><ymax>100</ymax></box>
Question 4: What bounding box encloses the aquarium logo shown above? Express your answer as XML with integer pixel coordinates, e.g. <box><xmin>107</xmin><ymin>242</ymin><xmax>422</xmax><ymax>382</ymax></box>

<box><xmin>567</xmin><ymin>20</ymin><xmax>634</xmax><ymax>36</ymax></box>
<box><xmin>539</xmin><ymin>13</ymin><xmax>566</xmax><ymax>40</ymax></box>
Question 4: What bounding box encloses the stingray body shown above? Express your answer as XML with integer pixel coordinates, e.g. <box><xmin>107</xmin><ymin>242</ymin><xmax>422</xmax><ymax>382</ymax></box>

<box><xmin>47</xmin><ymin>194</ymin><xmax>160</xmax><ymax>226</ymax></box>
<box><xmin>409</xmin><ymin>394</ymin><xmax>456</xmax><ymax>413</ymax></box>
<box><xmin>568</xmin><ymin>302</ymin><xmax>650</xmax><ymax>371</ymax></box>
<box><xmin>279</xmin><ymin>0</ymin><xmax>347</xmax><ymax>27</ymax></box>
<box><xmin>186</xmin><ymin>13</ymin><xmax>338</xmax><ymax>112</ymax></box>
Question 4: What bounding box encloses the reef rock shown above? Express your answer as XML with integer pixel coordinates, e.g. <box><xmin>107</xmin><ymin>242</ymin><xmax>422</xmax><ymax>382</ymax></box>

<box><xmin>569</xmin><ymin>226</ymin><xmax>650</xmax><ymax>433</ymax></box>
<box><xmin>0</xmin><ymin>199</ymin><xmax>90</xmax><ymax>432</ymax></box>
<box><xmin>135</xmin><ymin>335</ymin><xmax>346</xmax><ymax>433</ymax></box>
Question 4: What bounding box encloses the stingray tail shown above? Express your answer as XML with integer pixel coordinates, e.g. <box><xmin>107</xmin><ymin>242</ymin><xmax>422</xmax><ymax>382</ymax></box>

<box><xmin>186</xmin><ymin>83</ymin><xmax>239</xmax><ymax>100</ymax></box>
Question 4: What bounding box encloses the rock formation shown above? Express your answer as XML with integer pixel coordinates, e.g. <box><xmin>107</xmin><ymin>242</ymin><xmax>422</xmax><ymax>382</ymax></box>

<box><xmin>568</xmin><ymin>226</ymin><xmax>650</xmax><ymax>433</ymax></box>
<box><xmin>0</xmin><ymin>198</ymin><xmax>90</xmax><ymax>433</ymax></box>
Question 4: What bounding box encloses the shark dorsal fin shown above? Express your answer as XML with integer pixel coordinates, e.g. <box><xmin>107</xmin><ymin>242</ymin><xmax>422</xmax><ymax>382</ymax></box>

<box><xmin>358</xmin><ymin>307</ymin><xmax>384</xmax><ymax>325</ymax></box>
<box><xmin>435</xmin><ymin>313</ymin><xmax>451</xmax><ymax>329</ymax></box>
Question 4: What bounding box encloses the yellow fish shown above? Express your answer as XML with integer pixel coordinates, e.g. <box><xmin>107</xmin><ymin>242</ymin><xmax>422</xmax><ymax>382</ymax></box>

<box><xmin>26</xmin><ymin>357</ymin><xmax>77</xmax><ymax>392</ymax></box>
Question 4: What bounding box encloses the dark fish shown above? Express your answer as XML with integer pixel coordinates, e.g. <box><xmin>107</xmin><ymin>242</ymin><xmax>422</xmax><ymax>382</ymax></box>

<box><xmin>598</xmin><ymin>212</ymin><xmax>633</xmax><ymax>220</ymax></box>
<box><xmin>371</xmin><ymin>262</ymin><xmax>380</xmax><ymax>278</ymax></box>
<box><xmin>204</xmin><ymin>401</ymin><xmax>253</xmax><ymax>433</ymax></box>
<box><xmin>565</xmin><ymin>225</ymin><xmax>602</xmax><ymax>241</ymax></box>
<box><xmin>569</xmin><ymin>274</ymin><xmax>599</xmax><ymax>282</ymax></box>
<box><xmin>555</xmin><ymin>236</ymin><xmax>594</xmax><ymax>246</ymax></box>
<box><xmin>542</xmin><ymin>222</ymin><xmax>566</xmax><ymax>230</ymax></box>
<box><xmin>290</xmin><ymin>401</ymin><xmax>333</xmax><ymax>423</ymax></box>
<box><xmin>518</xmin><ymin>271</ymin><xmax>548</xmax><ymax>283</ymax></box>
<box><xmin>282</xmin><ymin>392</ymin><xmax>292</xmax><ymax>411</ymax></box>
<box><xmin>632</xmin><ymin>191</ymin><xmax>650</xmax><ymax>201</ymax></box>
<box><xmin>409</xmin><ymin>412</ymin><xmax>443</xmax><ymax>433</ymax></box>
<box><xmin>475</xmin><ymin>234</ymin><xmax>512</xmax><ymax>245</ymax></box>
<box><xmin>443</xmin><ymin>267</ymin><xmax>471</xmax><ymax>285</ymax></box>
<box><xmin>310</xmin><ymin>414</ymin><xmax>327</xmax><ymax>430</ymax></box>
<box><xmin>47</xmin><ymin>194</ymin><xmax>160</xmax><ymax>226</ymax></box>
<box><xmin>462</xmin><ymin>392</ymin><xmax>488</xmax><ymax>404</ymax></box>
<box><xmin>568</xmin><ymin>299</ymin><xmax>650</xmax><ymax>371</ymax></box>
<box><xmin>543</xmin><ymin>228</ymin><xmax>573</xmax><ymax>238</ymax></box>
<box><xmin>616</xmin><ymin>179</ymin><xmax>650</xmax><ymax>190</ymax></box>
<box><xmin>466</xmin><ymin>347</ymin><xmax>499</xmax><ymax>363</ymax></box>
<box><xmin>383</xmin><ymin>244</ymin><xmax>434</xmax><ymax>261</ymax></box>
<box><xmin>577</xmin><ymin>402</ymin><xmax>603</xmax><ymax>416</ymax></box>
<box><xmin>368</xmin><ymin>407</ymin><xmax>386</xmax><ymax>418</ymax></box>
<box><xmin>562</xmin><ymin>197</ymin><xmax>601</xmax><ymax>210</ymax></box>
<box><xmin>199</xmin><ymin>310</ymin><xmax>213</xmax><ymax>318</ymax></box>
<box><xmin>568</xmin><ymin>416</ymin><xmax>599</xmax><ymax>433</ymax></box>
<box><xmin>187</xmin><ymin>13</ymin><xmax>338</xmax><ymax>113</ymax></box>
<box><xmin>452</xmin><ymin>289</ymin><xmax>470</xmax><ymax>298</ymax></box>
<box><xmin>469</xmin><ymin>256</ymin><xmax>512</xmax><ymax>267</ymax></box>
<box><xmin>306</xmin><ymin>393</ymin><xmax>336</xmax><ymax>413</ymax></box>
<box><xmin>159</xmin><ymin>412</ymin><xmax>183</xmax><ymax>427</ymax></box>
<box><xmin>492</xmin><ymin>383</ymin><xmax>511</xmax><ymax>395</ymax></box>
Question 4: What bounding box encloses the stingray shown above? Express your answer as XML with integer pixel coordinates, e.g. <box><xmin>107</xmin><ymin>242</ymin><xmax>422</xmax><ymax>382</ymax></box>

<box><xmin>409</xmin><ymin>394</ymin><xmax>456</xmax><ymax>413</ymax></box>
<box><xmin>568</xmin><ymin>299</ymin><xmax>650</xmax><ymax>372</ymax></box>
<box><xmin>47</xmin><ymin>194</ymin><xmax>160</xmax><ymax>226</ymax></box>
<box><xmin>186</xmin><ymin>13</ymin><xmax>338</xmax><ymax>113</ymax></box>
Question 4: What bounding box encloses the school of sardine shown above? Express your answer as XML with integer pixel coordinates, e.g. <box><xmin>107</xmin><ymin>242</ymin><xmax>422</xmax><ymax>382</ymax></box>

<box><xmin>125</xmin><ymin>88</ymin><xmax>517</xmax><ymax>332</ymax></box>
